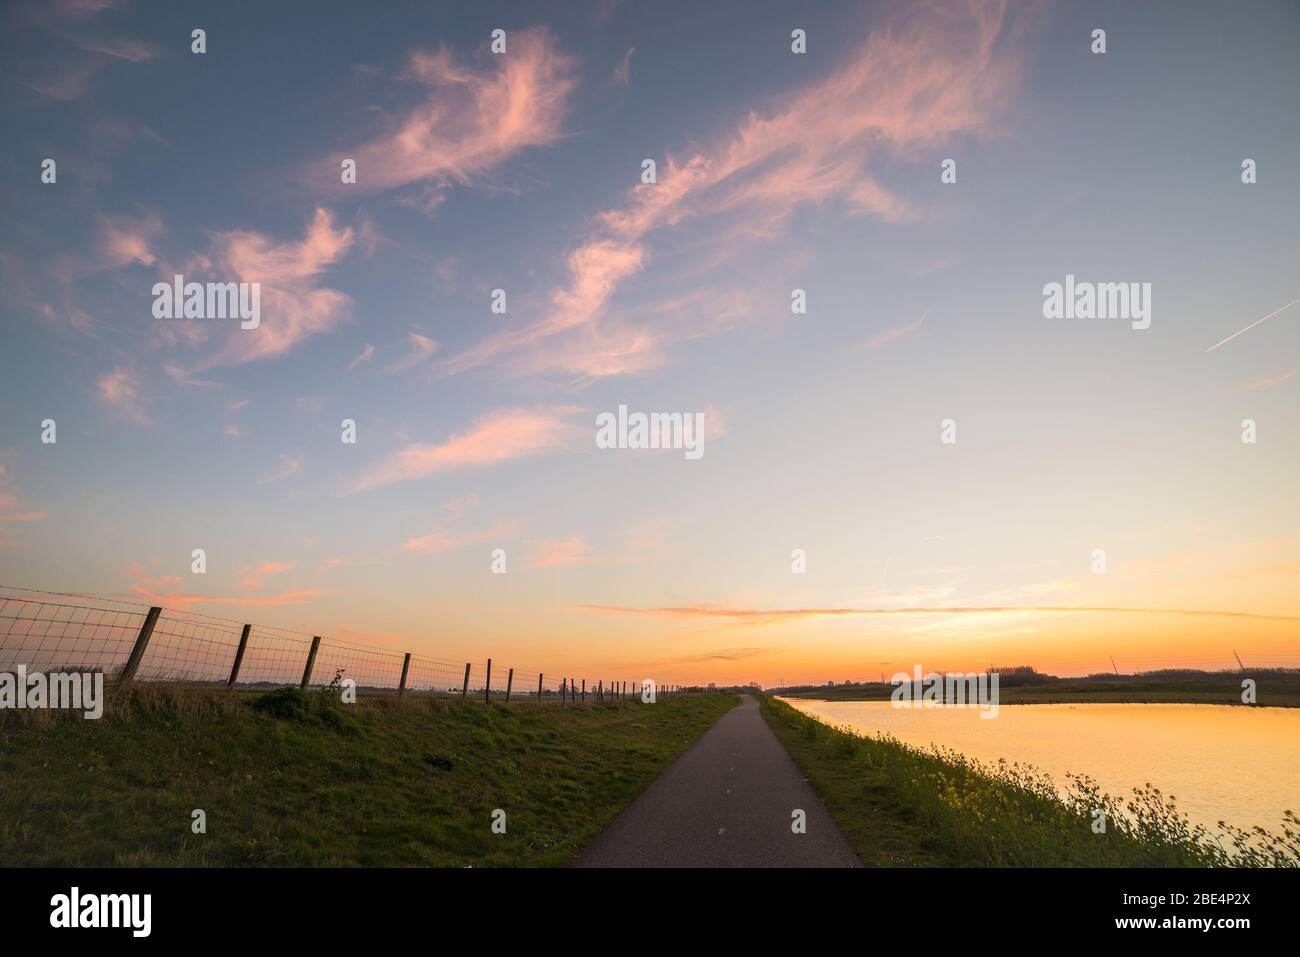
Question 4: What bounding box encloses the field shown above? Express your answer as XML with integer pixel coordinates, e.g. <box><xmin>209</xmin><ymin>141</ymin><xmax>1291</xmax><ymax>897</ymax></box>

<box><xmin>0</xmin><ymin>685</ymin><xmax>737</xmax><ymax>866</ymax></box>
<box><xmin>757</xmin><ymin>695</ymin><xmax>1300</xmax><ymax>867</ymax></box>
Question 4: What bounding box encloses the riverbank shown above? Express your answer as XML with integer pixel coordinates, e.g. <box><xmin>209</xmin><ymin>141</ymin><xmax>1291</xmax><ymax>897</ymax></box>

<box><xmin>757</xmin><ymin>695</ymin><xmax>1299</xmax><ymax>867</ymax></box>
<box><xmin>778</xmin><ymin>674</ymin><xmax>1300</xmax><ymax>708</ymax></box>
<box><xmin>0</xmin><ymin>686</ymin><xmax>736</xmax><ymax>866</ymax></box>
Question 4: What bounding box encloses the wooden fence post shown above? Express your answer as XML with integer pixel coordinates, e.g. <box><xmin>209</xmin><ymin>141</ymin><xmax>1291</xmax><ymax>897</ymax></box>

<box><xmin>506</xmin><ymin>668</ymin><xmax>513</xmax><ymax>702</ymax></box>
<box><xmin>226</xmin><ymin>623</ymin><xmax>252</xmax><ymax>689</ymax></box>
<box><xmin>461</xmin><ymin>662</ymin><xmax>471</xmax><ymax>698</ymax></box>
<box><xmin>582</xmin><ymin>678</ymin><xmax>586</xmax><ymax>703</ymax></box>
<box><xmin>119</xmin><ymin>606</ymin><xmax>162</xmax><ymax>685</ymax></box>
<box><xmin>561</xmin><ymin>677</ymin><xmax>567</xmax><ymax>704</ymax></box>
<box><xmin>300</xmin><ymin>635</ymin><xmax>321</xmax><ymax>689</ymax></box>
<box><xmin>398</xmin><ymin>652</ymin><xmax>411</xmax><ymax>697</ymax></box>
<box><xmin>485</xmin><ymin>658</ymin><xmax>492</xmax><ymax>704</ymax></box>
<box><xmin>538</xmin><ymin>672</ymin><xmax>544</xmax><ymax>702</ymax></box>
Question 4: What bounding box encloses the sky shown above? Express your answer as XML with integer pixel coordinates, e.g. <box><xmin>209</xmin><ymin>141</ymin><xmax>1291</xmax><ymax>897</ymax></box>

<box><xmin>1</xmin><ymin>0</ymin><xmax>1297</xmax><ymax>686</ymax></box>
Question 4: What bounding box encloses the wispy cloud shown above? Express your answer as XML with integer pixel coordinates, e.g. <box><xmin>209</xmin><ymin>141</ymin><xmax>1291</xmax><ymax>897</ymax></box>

<box><xmin>17</xmin><ymin>1</ymin><xmax>160</xmax><ymax>101</ymax></box>
<box><xmin>0</xmin><ymin>463</ymin><xmax>47</xmax><ymax>547</ymax></box>
<box><xmin>613</xmin><ymin>47</ymin><xmax>635</xmax><ymax>85</ymax></box>
<box><xmin>656</xmin><ymin>646</ymin><xmax>774</xmax><ymax>664</ymax></box>
<box><xmin>448</xmin><ymin>1</ymin><xmax>1027</xmax><ymax>382</ymax></box>
<box><xmin>861</xmin><ymin>312</ymin><xmax>926</xmax><ymax>350</ymax></box>
<box><xmin>78</xmin><ymin>36</ymin><xmax>160</xmax><ymax>63</ymax></box>
<box><xmin>97</xmin><ymin>211</ymin><xmax>161</xmax><ymax>269</ymax></box>
<box><xmin>570</xmin><ymin>604</ymin><xmax>1300</xmax><ymax>624</ymax></box>
<box><xmin>384</xmin><ymin>331</ymin><xmax>438</xmax><ymax>374</ymax></box>
<box><xmin>1222</xmin><ymin>366</ymin><xmax>1297</xmax><ymax>393</ymax></box>
<box><xmin>189</xmin><ymin>207</ymin><xmax>354</xmax><ymax>368</ymax></box>
<box><xmin>326</xmin><ymin>27</ymin><xmax>576</xmax><ymax>208</ymax></box>
<box><xmin>529</xmin><ymin>514</ymin><xmax>675</xmax><ymax>568</ymax></box>
<box><xmin>528</xmin><ymin>536</ymin><xmax>598</xmax><ymax>568</ymax></box>
<box><xmin>403</xmin><ymin>519</ymin><xmax>519</xmax><ymax>556</ymax></box>
<box><xmin>257</xmin><ymin>454</ymin><xmax>302</xmax><ymax>485</ymax></box>
<box><xmin>123</xmin><ymin>560</ymin><xmax>335</xmax><ymax>607</ymax></box>
<box><xmin>163</xmin><ymin>363</ymin><xmax>218</xmax><ymax>390</ymax></box>
<box><xmin>351</xmin><ymin>406</ymin><xmax>580</xmax><ymax>492</ymax></box>
<box><xmin>96</xmin><ymin>366</ymin><xmax>150</xmax><ymax>423</ymax></box>
<box><xmin>238</xmin><ymin>559</ymin><xmax>297</xmax><ymax>591</ymax></box>
<box><xmin>128</xmin><ymin>586</ymin><xmax>336</xmax><ymax>609</ymax></box>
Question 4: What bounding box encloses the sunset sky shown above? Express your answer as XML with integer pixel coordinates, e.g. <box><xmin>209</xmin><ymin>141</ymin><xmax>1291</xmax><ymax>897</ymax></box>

<box><xmin>1</xmin><ymin>0</ymin><xmax>1297</xmax><ymax>685</ymax></box>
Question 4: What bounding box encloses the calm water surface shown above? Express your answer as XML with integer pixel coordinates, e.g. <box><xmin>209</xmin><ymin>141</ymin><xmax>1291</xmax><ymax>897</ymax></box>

<box><xmin>780</xmin><ymin>699</ymin><xmax>1300</xmax><ymax>835</ymax></box>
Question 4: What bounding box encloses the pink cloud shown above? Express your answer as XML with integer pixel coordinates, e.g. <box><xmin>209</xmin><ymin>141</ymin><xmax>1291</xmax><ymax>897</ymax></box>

<box><xmin>124</xmin><ymin>559</ymin><xmax>330</xmax><ymax>608</ymax></box>
<box><xmin>403</xmin><ymin>520</ymin><xmax>519</xmax><ymax>556</ymax></box>
<box><xmin>0</xmin><ymin>464</ymin><xmax>47</xmax><ymax>547</ymax></box>
<box><xmin>18</xmin><ymin>3</ymin><xmax>160</xmax><ymax>101</ymax></box>
<box><xmin>127</xmin><ymin>586</ymin><xmax>336</xmax><ymax>609</ymax></box>
<box><xmin>351</xmin><ymin>406</ymin><xmax>580</xmax><ymax>492</ymax></box>
<box><xmin>1222</xmin><ymin>367</ymin><xmax>1298</xmax><ymax>394</ymax></box>
<box><xmin>862</xmin><ymin>312</ymin><xmax>927</xmax><ymax>350</ymax></box>
<box><xmin>613</xmin><ymin>47</ymin><xmax>635</xmax><ymax>86</ymax></box>
<box><xmin>568</xmin><ymin>604</ymin><xmax>1300</xmax><ymax>625</ymax></box>
<box><xmin>528</xmin><ymin>519</ymin><xmax>675</xmax><ymax>569</ymax></box>
<box><xmin>256</xmin><ymin>454</ymin><xmax>302</xmax><ymax>485</ymax></box>
<box><xmin>96</xmin><ymin>366</ymin><xmax>150</xmax><ymax>423</ymax></box>
<box><xmin>327</xmin><ymin>27</ymin><xmax>576</xmax><ymax>205</ymax></box>
<box><xmin>97</xmin><ymin>211</ymin><xmax>162</xmax><ymax>268</ymax></box>
<box><xmin>528</xmin><ymin>536</ymin><xmax>597</xmax><ymax>569</ymax></box>
<box><xmin>79</xmin><ymin>36</ymin><xmax>160</xmax><ymax>63</ymax></box>
<box><xmin>188</xmin><ymin>207</ymin><xmax>354</xmax><ymax>369</ymax></box>
<box><xmin>448</xmin><ymin>1</ymin><xmax>1028</xmax><ymax>382</ymax></box>
<box><xmin>384</xmin><ymin>330</ymin><xmax>439</xmax><ymax>373</ymax></box>
<box><xmin>239</xmin><ymin>560</ymin><xmax>298</xmax><ymax>591</ymax></box>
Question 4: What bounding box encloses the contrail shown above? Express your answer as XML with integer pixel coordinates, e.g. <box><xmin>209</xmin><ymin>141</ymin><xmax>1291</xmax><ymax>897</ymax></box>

<box><xmin>1205</xmin><ymin>295</ymin><xmax>1300</xmax><ymax>353</ymax></box>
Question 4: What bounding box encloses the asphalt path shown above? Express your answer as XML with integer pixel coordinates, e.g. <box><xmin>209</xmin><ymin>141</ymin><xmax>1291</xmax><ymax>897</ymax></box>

<box><xmin>574</xmin><ymin>695</ymin><xmax>861</xmax><ymax>867</ymax></box>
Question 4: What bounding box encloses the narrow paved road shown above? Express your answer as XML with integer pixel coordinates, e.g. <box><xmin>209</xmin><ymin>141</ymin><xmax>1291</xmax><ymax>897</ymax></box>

<box><xmin>575</xmin><ymin>695</ymin><xmax>861</xmax><ymax>867</ymax></box>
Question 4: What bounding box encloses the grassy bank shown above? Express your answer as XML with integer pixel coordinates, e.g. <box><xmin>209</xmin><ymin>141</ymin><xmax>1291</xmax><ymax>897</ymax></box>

<box><xmin>758</xmin><ymin>695</ymin><xmax>1299</xmax><ymax>867</ymax></box>
<box><xmin>0</xmin><ymin>686</ymin><xmax>736</xmax><ymax>866</ymax></box>
<box><xmin>779</xmin><ymin>675</ymin><xmax>1300</xmax><ymax>707</ymax></box>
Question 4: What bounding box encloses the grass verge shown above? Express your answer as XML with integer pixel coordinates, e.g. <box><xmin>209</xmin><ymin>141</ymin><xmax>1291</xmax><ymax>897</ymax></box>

<box><xmin>758</xmin><ymin>694</ymin><xmax>1299</xmax><ymax>867</ymax></box>
<box><xmin>0</xmin><ymin>685</ymin><xmax>736</xmax><ymax>866</ymax></box>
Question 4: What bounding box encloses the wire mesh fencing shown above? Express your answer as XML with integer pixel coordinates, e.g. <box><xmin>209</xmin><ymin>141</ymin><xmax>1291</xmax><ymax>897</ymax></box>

<box><xmin>0</xmin><ymin>588</ymin><xmax>682</xmax><ymax>703</ymax></box>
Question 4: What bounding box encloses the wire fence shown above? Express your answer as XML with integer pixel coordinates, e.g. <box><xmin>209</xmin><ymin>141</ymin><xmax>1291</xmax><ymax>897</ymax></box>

<box><xmin>0</xmin><ymin>589</ymin><xmax>680</xmax><ymax>703</ymax></box>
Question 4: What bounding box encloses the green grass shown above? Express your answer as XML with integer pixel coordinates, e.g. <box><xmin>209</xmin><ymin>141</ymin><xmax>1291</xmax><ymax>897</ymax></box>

<box><xmin>758</xmin><ymin>694</ymin><xmax>1300</xmax><ymax>867</ymax></box>
<box><xmin>0</xmin><ymin>685</ymin><xmax>737</xmax><ymax>866</ymax></box>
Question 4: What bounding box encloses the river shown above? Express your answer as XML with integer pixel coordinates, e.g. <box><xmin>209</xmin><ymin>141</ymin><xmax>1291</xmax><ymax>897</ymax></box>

<box><xmin>780</xmin><ymin>698</ymin><xmax>1300</xmax><ymax>836</ymax></box>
